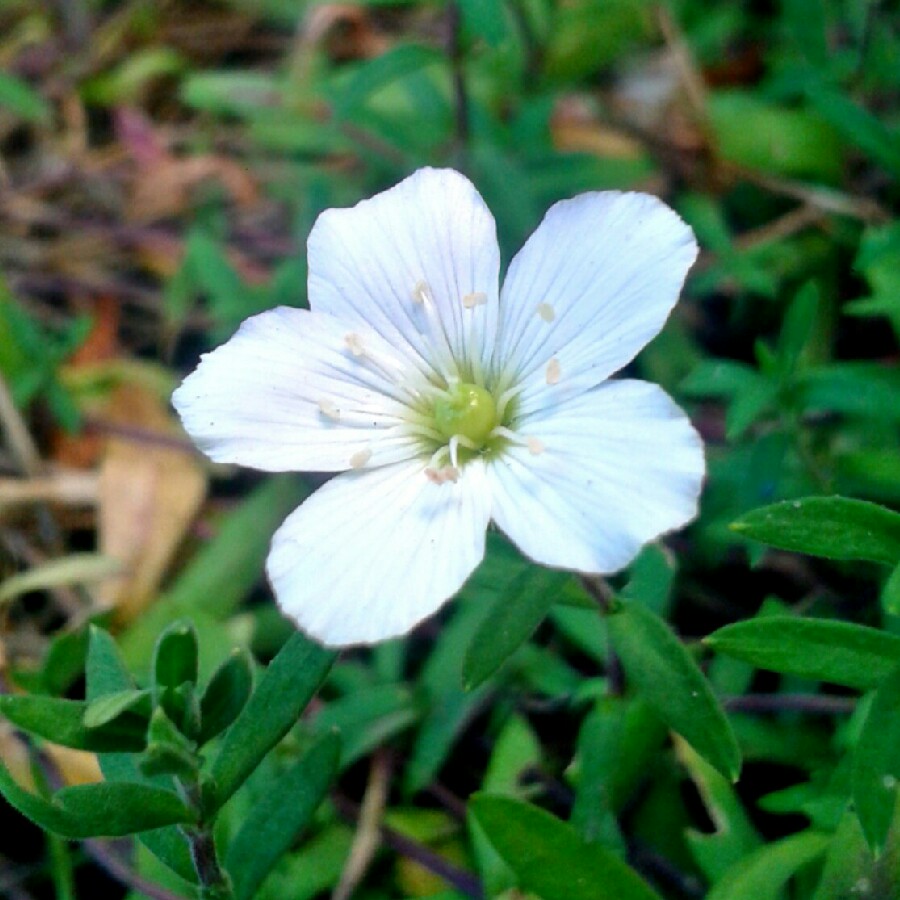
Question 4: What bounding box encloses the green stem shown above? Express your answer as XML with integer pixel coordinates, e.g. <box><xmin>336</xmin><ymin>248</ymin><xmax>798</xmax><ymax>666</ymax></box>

<box><xmin>178</xmin><ymin>779</ymin><xmax>233</xmax><ymax>899</ymax></box>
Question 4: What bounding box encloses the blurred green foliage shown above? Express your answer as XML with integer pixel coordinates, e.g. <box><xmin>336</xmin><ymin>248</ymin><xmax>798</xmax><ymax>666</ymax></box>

<box><xmin>1</xmin><ymin>0</ymin><xmax>900</xmax><ymax>897</ymax></box>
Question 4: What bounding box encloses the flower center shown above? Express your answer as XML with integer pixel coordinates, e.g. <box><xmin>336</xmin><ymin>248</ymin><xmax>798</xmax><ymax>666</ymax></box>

<box><xmin>433</xmin><ymin>383</ymin><xmax>498</xmax><ymax>449</ymax></box>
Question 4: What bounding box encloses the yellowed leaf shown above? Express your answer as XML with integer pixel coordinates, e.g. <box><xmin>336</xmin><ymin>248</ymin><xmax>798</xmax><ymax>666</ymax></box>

<box><xmin>44</xmin><ymin>744</ymin><xmax>102</xmax><ymax>786</ymax></box>
<box><xmin>95</xmin><ymin>384</ymin><xmax>206</xmax><ymax>621</ymax></box>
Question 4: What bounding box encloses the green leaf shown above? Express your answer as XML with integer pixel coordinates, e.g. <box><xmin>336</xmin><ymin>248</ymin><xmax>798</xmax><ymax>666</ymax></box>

<box><xmin>706</xmin><ymin>830</ymin><xmax>831</xmax><ymax>899</ymax></box>
<box><xmin>153</xmin><ymin>620</ymin><xmax>199</xmax><ymax>691</ymax></box>
<box><xmin>86</xmin><ymin>626</ymin><xmax>197</xmax><ymax>884</ymax></box>
<box><xmin>0</xmin><ymin>695</ymin><xmax>145</xmax><ymax>752</ymax></box>
<box><xmin>776</xmin><ymin>282</ymin><xmax>819</xmax><ymax>377</ymax></box>
<box><xmin>676</xmin><ymin>739</ymin><xmax>762</xmax><ymax>882</ymax></box>
<box><xmin>606</xmin><ymin>600</ymin><xmax>741</xmax><ymax>781</ymax></box>
<box><xmin>852</xmin><ymin>666</ymin><xmax>900</xmax><ymax>854</ymax></box>
<box><xmin>706</xmin><ymin>617</ymin><xmax>900</xmax><ymax>690</ymax></box>
<box><xmin>731</xmin><ymin>497</ymin><xmax>900</xmax><ymax>564</ymax></box>
<box><xmin>463</xmin><ymin>569</ymin><xmax>568</xmax><ymax>690</ymax></box>
<box><xmin>883</xmin><ymin>563</ymin><xmax>900</xmax><ymax>616</ymax></box>
<box><xmin>621</xmin><ymin>545</ymin><xmax>677</xmax><ymax>616</ymax></box>
<box><xmin>796</xmin><ymin>364</ymin><xmax>900</xmax><ymax>422</ymax></box>
<box><xmin>469</xmin><ymin>794</ymin><xmax>662</xmax><ymax>900</ymax></box>
<box><xmin>459</xmin><ymin>0</ymin><xmax>508</xmax><ymax>46</ymax></box>
<box><xmin>0</xmin><ymin>762</ymin><xmax>194</xmax><ymax>838</ymax></box>
<box><xmin>225</xmin><ymin>732</ymin><xmax>341</xmax><ymax>900</ymax></box>
<box><xmin>83</xmin><ymin>689</ymin><xmax>152</xmax><ymax>729</ymax></box>
<box><xmin>86</xmin><ymin>625</ymin><xmax>134</xmax><ymax>702</ymax></box>
<box><xmin>0</xmin><ymin>553</ymin><xmax>122</xmax><ymax>605</ymax></box>
<box><xmin>0</xmin><ymin>72</ymin><xmax>51</xmax><ymax>123</ymax></box>
<box><xmin>198</xmin><ymin>648</ymin><xmax>255</xmax><ymax>745</ymax></box>
<box><xmin>331</xmin><ymin>44</ymin><xmax>444</xmax><ymax>116</ymax></box>
<box><xmin>807</xmin><ymin>85</ymin><xmax>900</xmax><ymax>178</ymax></box>
<box><xmin>709</xmin><ymin>90</ymin><xmax>842</xmax><ymax>180</ymax></box>
<box><xmin>206</xmin><ymin>631</ymin><xmax>335</xmax><ymax>812</ymax></box>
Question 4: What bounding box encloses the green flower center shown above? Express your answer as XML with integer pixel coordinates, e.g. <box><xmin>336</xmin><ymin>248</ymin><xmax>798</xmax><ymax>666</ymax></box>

<box><xmin>433</xmin><ymin>382</ymin><xmax>498</xmax><ymax>449</ymax></box>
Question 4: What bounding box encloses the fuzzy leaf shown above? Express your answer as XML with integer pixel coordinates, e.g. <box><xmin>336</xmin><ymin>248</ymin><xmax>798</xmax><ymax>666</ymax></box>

<box><xmin>225</xmin><ymin>732</ymin><xmax>341</xmax><ymax>900</ymax></box>
<box><xmin>0</xmin><ymin>695</ymin><xmax>144</xmax><ymax>752</ymax></box>
<box><xmin>0</xmin><ymin>762</ymin><xmax>193</xmax><ymax>839</ymax></box>
<box><xmin>206</xmin><ymin>632</ymin><xmax>335</xmax><ymax>812</ymax></box>
<box><xmin>731</xmin><ymin>497</ymin><xmax>900</xmax><ymax>565</ymax></box>
<box><xmin>470</xmin><ymin>794</ymin><xmax>661</xmax><ymax>900</ymax></box>
<box><xmin>852</xmin><ymin>666</ymin><xmax>900</xmax><ymax>854</ymax></box>
<box><xmin>463</xmin><ymin>569</ymin><xmax>569</xmax><ymax>690</ymax></box>
<box><xmin>606</xmin><ymin>600</ymin><xmax>741</xmax><ymax>781</ymax></box>
<box><xmin>706</xmin><ymin>617</ymin><xmax>900</xmax><ymax>690</ymax></box>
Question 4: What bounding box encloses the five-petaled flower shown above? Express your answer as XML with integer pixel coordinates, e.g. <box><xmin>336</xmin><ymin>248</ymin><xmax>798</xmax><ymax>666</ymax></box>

<box><xmin>173</xmin><ymin>168</ymin><xmax>704</xmax><ymax>647</ymax></box>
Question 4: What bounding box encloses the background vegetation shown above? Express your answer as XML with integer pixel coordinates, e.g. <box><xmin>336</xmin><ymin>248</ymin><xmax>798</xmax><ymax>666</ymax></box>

<box><xmin>1</xmin><ymin>0</ymin><xmax>899</xmax><ymax>897</ymax></box>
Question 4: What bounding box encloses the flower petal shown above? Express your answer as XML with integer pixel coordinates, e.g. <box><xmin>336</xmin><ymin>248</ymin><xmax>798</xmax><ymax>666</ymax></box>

<box><xmin>494</xmin><ymin>192</ymin><xmax>697</xmax><ymax>418</ymax></box>
<box><xmin>172</xmin><ymin>306</ymin><xmax>423</xmax><ymax>472</ymax></box>
<box><xmin>308</xmin><ymin>168</ymin><xmax>500</xmax><ymax>383</ymax></box>
<box><xmin>267</xmin><ymin>459</ymin><xmax>492</xmax><ymax>646</ymax></box>
<box><xmin>488</xmin><ymin>380</ymin><xmax>704</xmax><ymax>574</ymax></box>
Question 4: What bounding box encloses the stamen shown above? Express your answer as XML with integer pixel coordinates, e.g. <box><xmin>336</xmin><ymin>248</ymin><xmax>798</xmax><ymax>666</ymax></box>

<box><xmin>537</xmin><ymin>303</ymin><xmax>555</xmax><ymax>322</ymax></box>
<box><xmin>495</xmin><ymin>384</ymin><xmax>521</xmax><ymax>421</ymax></box>
<box><xmin>345</xmin><ymin>333</ymin><xmax>366</xmax><ymax>357</ymax></box>
<box><xmin>448</xmin><ymin>433</ymin><xmax>480</xmax><ymax>469</ymax></box>
<box><xmin>412</xmin><ymin>280</ymin><xmax>434</xmax><ymax>305</ymax></box>
<box><xmin>349</xmin><ymin>448</ymin><xmax>371</xmax><ymax>469</ymax></box>
<box><xmin>462</xmin><ymin>291</ymin><xmax>487</xmax><ymax>309</ymax></box>
<box><xmin>491</xmin><ymin>425</ymin><xmax>545</xmax><ymax>456</ymax></box>
<box><xmin>546</xmin><ymin>357</ymin><xmax>561</xmax><ymax>385</ymax></box>
<box><xmin>425</xmin><ymin>465</ymin><xmax>460</xmax><ymax>484</ymax></box>
<box><xmin>318</xmin><ymin>399</ymin><xmax>341</xmax><ymax>421</ymax></box>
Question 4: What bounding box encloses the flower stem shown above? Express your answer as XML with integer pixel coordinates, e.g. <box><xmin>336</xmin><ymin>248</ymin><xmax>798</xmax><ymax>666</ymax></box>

<box><xmin>178</xmin><ymin>779</ymin><xmax>233</xmax><ymax>899</ymax></box>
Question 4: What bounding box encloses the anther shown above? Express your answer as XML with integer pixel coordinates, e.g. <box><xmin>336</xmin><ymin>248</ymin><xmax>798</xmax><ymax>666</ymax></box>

<box><xmin>349</xmin><ymin>448</ymin><xmax>371</xmax><ymax>469</ymax></box>
<box><xmin>537</xmin><ymin>303</ymin><xmax>555</xmax><ymax>322</ymax></box>
<box><xmin>462</xmin><ymin>291</ymin><xmax>487</xmax><ymax>309</ymax></box>
<box><xmin>412</xmin><ymin>280</ymin><xmax>434</xmax><ymax>305</ymax></box>
<box><xmin>425</xmin><ymin>466</ymin><xmax>459</xmax><ymax>484</ymax></box>
<box><xmin>318</xmin><ymin>399</ymin><xmax>341</xmax><ymax>421</ymax></box>
<box><xmin>527</xmin><ymin>436</ymin><xmax>545</xmax><ymax>455</ymax></box>
<box><xmin>546</xmin><ymin>357</ymin><xmax>561</xmax><ymax>385</ymax></box>
<box><xmin>345</xmin><ymin>333</ymin><xmax>366</xmax><ymax>357</ymax></box>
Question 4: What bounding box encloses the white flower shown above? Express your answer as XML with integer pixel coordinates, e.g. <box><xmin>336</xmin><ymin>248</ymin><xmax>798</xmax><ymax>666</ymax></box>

<box><xmin>173</xmin><ymin>168</ymin><xmax>704</xmax><ymax>647</ymax></box>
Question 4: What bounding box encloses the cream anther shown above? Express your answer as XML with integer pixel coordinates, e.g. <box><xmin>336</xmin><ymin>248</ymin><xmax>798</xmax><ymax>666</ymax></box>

<box><xmin>462</xmin><ymin>291</ymin><xmax>487</xmax><ymax>309</ymax></box>
<box><xmin>412</xmin><ymin>280</ymin><xmax>434</xmax><ymax>305</ymax></box>
<box><xmin>318</xmin><ymin>399</ymin><xmax>341</xmax><ymax>421</ymax></box>
<box><xmin>349</xmin><ymin>448</ymin><xmax>371</xmax><ymax>469</ymax></box>
<box><xmin>425</xmin><ymin>465</ymin><xmax>460</xmax><ymax>484</ymax></box>
<box><xmin>345</xmin><ymin>333</ymin><xmax>366</xmax><ymax>357</ymax></box>
<box><xmin>537</xmin><ymin>303</ymin><xmax>555</xmax><ymax>322</ymax></box>
<box><xmin>527</xmin><ymin>436</ymin><xmax>545</xmax><ymax>455</ymax></box>
<box><xmin>546</xmin><ymin>357</ymin><xmax>561</xmax><ymax>385</ymax></box>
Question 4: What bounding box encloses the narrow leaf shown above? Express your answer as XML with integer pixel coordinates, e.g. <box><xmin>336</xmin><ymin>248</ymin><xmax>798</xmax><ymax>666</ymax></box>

<box><xmin>86</xmin><ymin>626</ymin><xmax>134</xmax><ymax>702</ymax></box>
<box><xmin>705</xmin><ymin>617</ymin><xmax>900</xmax><ymax>690</ymax></box>
<box><xmin>731</xmin><ymin>497</ymin><xmax>900</xmax><ymax>564</ymax></box>
<box><xmin>0</xmin><ymin>554</ymin><xmax>122</xmax><ymax>605</ymax></box>
<box><xmin>0</xmin><ymin>695</ymin><xmax>145</xmax><ymax>752</ymax></box>
<box><xmin>198</xmin><ymin>648</ymin><xmax>254</xmax><ymax>745</ymax></box>
<box><xmin>469</xmin><ymin>794</ymin><xmax>662</xmax><ymax>900</ymax></box>
<box><xmin>83</xmin><ymin>689</ymin><xmax>152</xmax><ymax>729</ymax></box>
<box><xmin>706</xmin><ymin>830</ymin><xmax>830</xmax><ymax>900</ymax></box>
<box><xmin>0</xmin><ymin>761</ymin><xmax>193</xmax><ymax>839</ymax></box>
<box><xmin>225</xmin><ymin>732</ymin><xmax>341</xmax><ymax>900</ymax></box>
<box><xmin>153</xmin><ymin>621</ymin><xmax>199</xmax><ymax>690</ymax></box>
<box><xmin>463</xmin><ymin>569</ymin><xmax>568</xmax><ymax>690</ymax></box>
<box><xmin>852</xmin><ymin>666</ymin><xmax>900</xmax><ymax>854</ymax></box>
<box><xmin>206</xmin><ymin>631</ymin><xmax>335</xmax><ymax>812</ymax></box>
<box><xmin>86</xmin><ymin>627</ymin><xmax>197</xmax><ymax>883</ymax></box>
<box><xmin>606</xmin><ymin>600</ymin><xmax>741</xmax><ymax>781</ymax></box>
